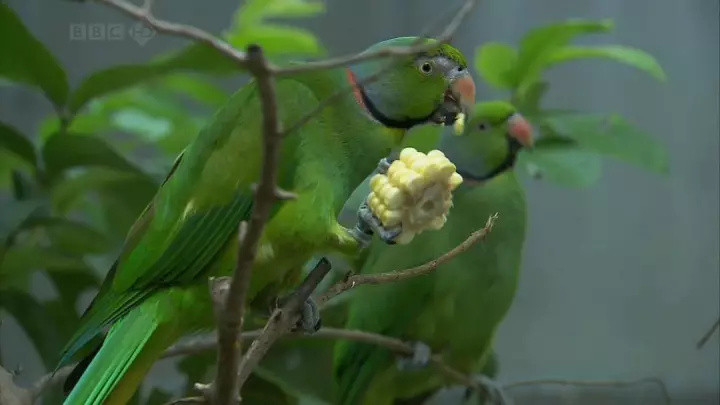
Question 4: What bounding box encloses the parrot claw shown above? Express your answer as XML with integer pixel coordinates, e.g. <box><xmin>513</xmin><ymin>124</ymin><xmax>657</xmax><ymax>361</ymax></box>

<box><xmin>355</xmin><ymin>203</ymin><xmax>402</xmax><ymax>245</ymax></box>
<box><xmin>464</xmin><ymin>374</ymin><xmax>512</xmax><ymax>405</ymax></box>
<box><xmin>295</xmin><ymin>297</ymin><xmax>322</xmax><ymax>333</ymax></box>
<box><xmin>376</xmin><ymin>157</ymin><xmax>394</xmax><ymax>175</ymax></box>
<box><xmin>396</xmin><ymin>341</ymin><xmax>431</xmax><ymax>371</ymax></box>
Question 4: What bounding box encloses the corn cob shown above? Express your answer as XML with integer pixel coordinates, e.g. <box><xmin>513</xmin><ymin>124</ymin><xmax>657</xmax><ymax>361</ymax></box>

<box><xmin>367</xmin><ymin>147</ymin><xmax>463</xmax><ymax>244</ymax></box>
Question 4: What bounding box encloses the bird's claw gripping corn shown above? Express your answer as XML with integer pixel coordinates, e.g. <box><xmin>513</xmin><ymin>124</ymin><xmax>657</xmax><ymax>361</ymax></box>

<box><xmin>366</xmin><ymin>147</ymin><xmax>463</xmax><ymax>244</ymax></box>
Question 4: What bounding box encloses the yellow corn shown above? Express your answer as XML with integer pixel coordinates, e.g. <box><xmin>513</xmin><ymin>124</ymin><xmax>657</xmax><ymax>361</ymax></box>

<box><xmin>453</xmin><ymin>112</ymin><xmax>466</xmax><ymax>135</ymax></box>
<box><xmin>365</xmin><ymin>147</ymin><xmax>464</xmax><ymax>244</ymax></box>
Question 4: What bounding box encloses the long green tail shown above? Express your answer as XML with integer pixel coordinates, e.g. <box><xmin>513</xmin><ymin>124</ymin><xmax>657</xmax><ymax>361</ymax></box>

<box><xmin>64</xmin><ymin>307</ymin><xmax>172</xmax><ymax>405</ymax></box>
<box><xmin>335</xmin><ymin>341</ymin><xmax>393</xmax><ymax>405</ymax></box>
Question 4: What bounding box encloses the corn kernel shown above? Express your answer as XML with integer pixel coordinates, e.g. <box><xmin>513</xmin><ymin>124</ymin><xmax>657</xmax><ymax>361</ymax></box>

<box><xmin>387</xmin><ymin>160</ymin><xmax>407</xmax><ymax>178</ymax></box>
<box><xmin>453</xmin><ymin>112</ymin><xmax>466</xmax><ymax>135</ymax></box>
<box><xmin>383</xmin><ymin>186</ymin><xmax>405</xmax><ymax>209</ymax></box>
<box><xmin>427</xmin><ymin>150</ymin><xmax>445</xmax><ymax>159</ymax></box>
<box><xmin>398</xmin><ymin>147</ymin><xmax>418</xmax><ymax>162</ymax></box>
<box><xmin>449</xmin><ymin>172</ymin><xmax>463</xmax><ymax>190</ymax></box>
<box><xmin>429</xmin><ymin>215</ymin><xmax>447</xmax><ymax>230</ymax></box>
<box><xmin>381</xmin><ymin>210</ymin><xmax>402</xmax><ymax>227</ymax></box>
<box><xmin>370</xmin><ymin>174</ymin><xmax>388</xmax><ymax>191</ymax></box>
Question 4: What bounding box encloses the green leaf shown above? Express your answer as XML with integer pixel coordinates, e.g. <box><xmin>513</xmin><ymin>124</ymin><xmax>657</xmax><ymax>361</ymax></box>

<box><xmin>112</xmin><ymin>109</ymin><xmax>172</xmax><ymax>141</ymax></box>
<box><xmin>50</xmin><ymin>167</ymin><xmax>147</xmax><ymax>212</ymax></box>
<box><xmin>0</xmin><ymin>4</ymin><xmax>69</xmax><ymax>107</ymax></box>
<box><xmin>514</xmin><ymin>19</ymin><xmax>613</xmax><ymax>89</ymax></box>
<box><xmin>0</xmin><ymin>244</ymin><xmax>90</xmax><ymax>276</ymax></box>
<box><xmin>21</xmin><ymin>217</ymin><xmax>110</xmax><ymax>254</ymax></box>
<box><xmin>69</xmin><ymin>43</ymin><xmax>238</xmax><ymax>114</ymax></box>
<box><xmin>0</xmin><ymin>290</ymin><xmax>65</xmax><ymax>368</ymax></box>
<box><xmin>48</xmin><ymin>271</ymin><xmax>99</xmax><ymax>314</ymax></box>
<box><xmin>160</xmin><ymin>74</ymin><xmax>229</xmax><ymax>107</ymax></box>
<box><xmin>237</xmin><ymin>0</ymin><xmax>325</xmax><ymax>25</ymax></box>
<box><xmin>544</xmin><ymin>45</ymin><xmax>666</xmax><ymax>81</ymax></box>
<box><xmin>0</xmin><ymin>122</ymin><xmax>36</xmax><ymax>166</ymax></box>
<box><xmin>474</xmin><ymin>42</ymin><xmax>517</xmax><ymax>89</ymax></box>
<box><xmin>227</xmin><ymin>0</ymin><xmax>324</xmax><ymax>58</ymax></box>
<box><xmin>41</xmin><ymin>133</ymin><xmax>149</xmax><ymax>181</ymax></box>
<box><xmin>544</xmin><ymin>113</ymin><xmax>669</xmax><ymax>174</ymax></box>
<box><xmin>228</xmin><ymin>25</ymin><xmax>323</xmax><ymax>56</ymax></box>
<box><xmin>0</xmin><ymin>199</ymin><xmax>44</xmax><ymax>243</ymax></box>
<box><xmin>516</xmin><ymin>142</ymin><xmax>603</xmax><ymax>188</ymax></box>
<box><xmin>515</xmin><ymin>81</ymin><xmax>548</xmax><ymax>116</ymax></box>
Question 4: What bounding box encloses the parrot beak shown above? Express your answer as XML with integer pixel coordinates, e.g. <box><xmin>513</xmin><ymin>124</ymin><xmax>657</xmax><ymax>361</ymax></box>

<box><xmin>507</xmin><ymin>113</ymin><xmax>534</xmax><ymax>148</ymax></box>
<box><xmin>434</xmin><ymin>72</ymin><xmax>476</xmax><ymax>126</ymax></box>
<box><xmin>449</xmin><ymin>73</ymin><xmax>476</xmax><ymax>116</ymax></box>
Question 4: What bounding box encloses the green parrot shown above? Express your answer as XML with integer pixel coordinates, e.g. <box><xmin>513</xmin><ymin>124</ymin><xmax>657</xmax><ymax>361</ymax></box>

<box><xmin>59</xmin><ymin>37</ymin><xmax>475</xmax><ymax>405</ymax></box>
<box><xmin>333</xmin><ymin>101</ymin><xmax>533</xmax><ymax>405</ymax></box>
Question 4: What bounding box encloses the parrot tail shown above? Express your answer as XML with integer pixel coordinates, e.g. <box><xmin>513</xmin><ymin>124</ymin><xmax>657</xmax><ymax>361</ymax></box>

<box><xmin>335</xmin><ymin>341</ymin><xmax>393</xmax><ymax>405</ymax></box>
<box><xmin>63</xmin><ymin>307</ymin><xmax>173</xmax><ymax>405</ymax></box>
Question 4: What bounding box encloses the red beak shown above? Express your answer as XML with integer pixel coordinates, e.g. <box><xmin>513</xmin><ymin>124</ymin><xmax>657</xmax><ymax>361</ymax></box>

<box><xmin>508</xmin><ymin>113</ymin><xmax>534</xmax><ymax>148</ymax></box>
<box><xmin>450</xmin><ymin>74</ymin><xmax>476</xmax><ymax>114</ymax></box>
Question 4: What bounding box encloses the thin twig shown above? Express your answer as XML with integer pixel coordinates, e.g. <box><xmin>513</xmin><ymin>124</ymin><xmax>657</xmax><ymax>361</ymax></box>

<box><xmin>304</xmin><ymin>328</ymin><xmax>490</xmax><ymax>397</ymax></box>
<box><xmin>29</xmin><ymin>365</ymin><xmax>74</xmax><ymax>401</ymax></box>
<box><xmin>97</xmin><ymin>0</ymin><xmax>247</xmax><ymax>67</ymax></box>
<box><xmin>210</xmin><ymin>45</ymin><xmax>282</xmax><ymax>405</ymax></box>
<box><xmin>163</xmin><ymin>325</ymin><xmax>490</xmax><ymax>402</ymax></box>
<box><xmin>316</xmin><ymin>213</ymin><xmax>498</xmax><ymax>307</ymax></box>
<box><xmin>696</xmin><ymin>317</ymin><xmax>720</xmax><ymax>349</ymax></box>
<box><xmin>504</xmin><ymin>377</ymin><xmax>672</xmax><ymax>405</ymax></box>
<box><xmin>271</xmin><ymin>0</ymin><xmax>477</xmax><ymax>76</ymax></box>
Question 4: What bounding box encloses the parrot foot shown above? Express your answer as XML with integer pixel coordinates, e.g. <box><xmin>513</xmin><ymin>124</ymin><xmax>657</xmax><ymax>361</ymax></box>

<box><xmin>396</xmin><ymin>341</ymin><xmax>432</xmax><ymax>371</ymax></box>
<box><xmin>376</xmin><ymin>157</ymin><xmax>394</xmax><ymax>175</ymax></box>
<box><xmin>464</xmin><ymin>374</ymin><xmax>512</xmax><ymax>405</ymax></box>
<box><xmin>294</xmin><ymin>296</ymin><xmax>322</xmax><ymax>333</ymax></box>
<box><xmin>355</xmin><ymin>203</ymin><xmax>402</xmax><ymax>245</ymax></box>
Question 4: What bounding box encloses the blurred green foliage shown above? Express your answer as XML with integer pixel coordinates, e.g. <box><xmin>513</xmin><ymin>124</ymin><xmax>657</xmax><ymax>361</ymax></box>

<box><xmin>0</xmin><ymin>1</ymin><xmax>666</xmax><ymax>403</ymax></box>
<box><xmin>474</xmin><ymin>19</ymin><xmax>667</xmax><ymax>187</ymax></box>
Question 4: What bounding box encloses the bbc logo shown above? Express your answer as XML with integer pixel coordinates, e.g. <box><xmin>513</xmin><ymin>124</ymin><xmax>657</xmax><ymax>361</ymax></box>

<box><xmin>69</xmin><ymin>22</ymin><xmax>155</xmax><ymax>46</ymax></box>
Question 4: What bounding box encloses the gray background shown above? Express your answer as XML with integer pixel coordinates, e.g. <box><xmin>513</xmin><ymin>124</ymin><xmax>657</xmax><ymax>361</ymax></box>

<box><xmin>1</xmin><ymin>0</ymin><xmax>718</xmax><ymax>403</ymax></box>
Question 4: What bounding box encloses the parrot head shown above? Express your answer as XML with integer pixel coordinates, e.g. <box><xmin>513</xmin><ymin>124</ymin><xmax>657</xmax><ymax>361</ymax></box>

<box><xmin>348</xmin><ymin>37</ymin><xmax>475</xmax><ymax>129</ymax></box>
<box><xmin>439</xmin><ymin>101</ymin><xmax>533</xmax><ymax>181</ymax></box>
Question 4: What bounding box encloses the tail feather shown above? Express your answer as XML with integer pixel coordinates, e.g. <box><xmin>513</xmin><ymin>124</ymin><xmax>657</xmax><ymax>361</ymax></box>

<box><xmin>335</xmin><ymin>342</ymin><xmax>392</xmax><ymax>405</ymax></box>
<box><xmin>63</xmin><ymin>343</ymin><xmax>102</xmax><ymax>394</ymax></box>
<box><xmin>64</xmin><ymin>308</ymin><xmax>161</xmax><ymax>405</ymax></box>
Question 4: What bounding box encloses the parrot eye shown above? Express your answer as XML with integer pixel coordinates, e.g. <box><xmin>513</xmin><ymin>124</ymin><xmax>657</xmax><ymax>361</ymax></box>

<box><xmin>478</xmin><ymin>122</ymin><xmax>490</xmax><ymax>131</ymax></box>
<box><xmin>419</xmin><ymin>62</ymin><xmax>433</xmax><ymax>74</ymax></box>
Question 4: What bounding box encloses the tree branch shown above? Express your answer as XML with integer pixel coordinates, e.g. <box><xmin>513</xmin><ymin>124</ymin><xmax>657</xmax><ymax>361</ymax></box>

<box><xmin>316</xmin><ymin>213</ymin><xmax>498</xmax><ymax>307</ymax></box>
<box><xmin>0</xmin><ymin>364</ymin><xmax>73</xmax><ymax>405</ymax></box>
<box><xmin>209</xmin><ymin>45</ymin><xmax>282</xmax><ymax>405</ymax></box>
<box><xmin>97</xmin><ymin>0</ymin><xmax>247</xmax><ymax>67</ymax></box>
<box><xmin>504</xmin><ymin>377</ymin><xmax>672</xmax><ymax>404</ymax></box>
<box><xmin>696</xmin><ymin>316</ymin><xmax>720</xmax><ymax>349</ymax></box>
<box><xmin>270</xmin><ymin>0</ymin><xmax>477</xmax><ymax>76</ymax></box>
